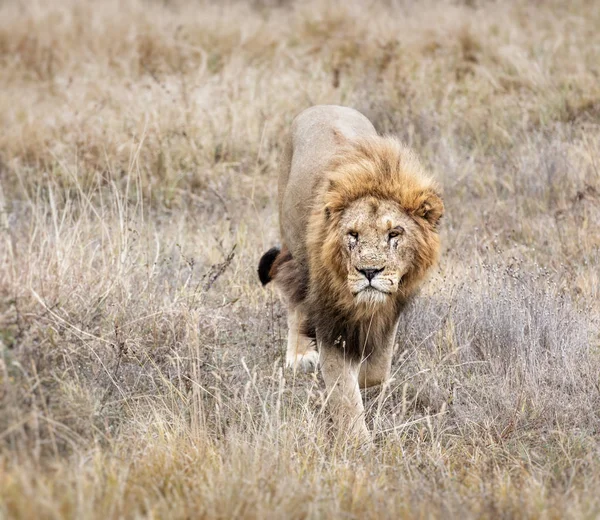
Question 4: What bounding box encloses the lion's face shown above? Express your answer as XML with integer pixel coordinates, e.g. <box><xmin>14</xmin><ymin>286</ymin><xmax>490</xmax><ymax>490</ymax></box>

<box><xmin>340</xmin><ymin>197</ymin><xmax>418</xmax><ymax>305</ymax></box>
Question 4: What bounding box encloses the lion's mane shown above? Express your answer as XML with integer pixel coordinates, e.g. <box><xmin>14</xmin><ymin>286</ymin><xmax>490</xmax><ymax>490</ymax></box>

<box><xmin>305</xmin><ymin>136</ymin><xmax>443</xmax><ymax>359</ymax></box>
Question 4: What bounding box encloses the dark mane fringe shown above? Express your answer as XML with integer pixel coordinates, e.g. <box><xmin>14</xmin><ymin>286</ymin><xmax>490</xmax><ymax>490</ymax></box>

<box><xmin>306</xmin><ymin>294</ymin><xmax>408</xmax><ymax>361</ymax></box>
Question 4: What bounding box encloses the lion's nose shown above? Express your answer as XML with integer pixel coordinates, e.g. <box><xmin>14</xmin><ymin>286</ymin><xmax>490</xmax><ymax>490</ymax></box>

<box><xmin>357</xmin><ymin>267</ymin><xmax>384</xmax><ymax>282</ymax></box>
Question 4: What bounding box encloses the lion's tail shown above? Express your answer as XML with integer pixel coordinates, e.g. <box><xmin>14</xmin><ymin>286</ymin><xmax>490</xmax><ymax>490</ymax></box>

<box><xmin>258</xmin><ymin>246</ymin><xmax>281</xmax><ymax>286</ymax></box>
<box><xmin>258</xmin><ymin>246</ymin><xmax>307</xmax><ymax>306</ymax></box>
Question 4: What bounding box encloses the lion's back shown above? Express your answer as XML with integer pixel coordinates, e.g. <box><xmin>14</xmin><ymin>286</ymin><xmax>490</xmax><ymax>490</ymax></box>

<box><xmin>278</xmin><ymin>105</ymin><xmax>377</xmax><ymax>264</ymax></box>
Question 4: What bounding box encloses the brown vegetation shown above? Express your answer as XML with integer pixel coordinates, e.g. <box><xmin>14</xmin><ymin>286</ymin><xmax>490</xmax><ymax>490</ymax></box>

<box><xmin>0</xmin><ymin>0</ymin><xmax>599</xmax><ymax>518</ymax></box>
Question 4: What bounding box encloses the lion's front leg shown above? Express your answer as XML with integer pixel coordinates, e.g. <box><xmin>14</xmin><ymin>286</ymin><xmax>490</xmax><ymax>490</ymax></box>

<box><xmin>358</xmin><ymin>320</ymin><xmax>398</xmax><ymax>389</ymax></box>
<box><xmin>286</xmin><ymin>307</ymin><xmax>319</xmax><ymax>371</ymax></box>
<box><xmin>319</xmin><ymin>341</ymin><xmax>371</xmax><ymax>444</ymax></box>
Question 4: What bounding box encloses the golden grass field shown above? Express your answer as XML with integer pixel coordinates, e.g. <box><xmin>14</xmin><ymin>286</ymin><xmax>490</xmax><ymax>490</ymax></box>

<box><xmin>1</xmin><ymin>0</ymin><xmax>599</xmax><ymax>517</ymax></box>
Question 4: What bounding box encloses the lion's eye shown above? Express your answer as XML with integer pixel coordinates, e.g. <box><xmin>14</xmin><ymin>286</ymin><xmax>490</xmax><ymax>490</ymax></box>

<box><xmin>348</xmin><ymin>231</ymin><xmax>359</xmax><ymax>240</ymax></box>
<box><xmin>388</xmin><ymin>228</ymin><xmax>404</xmax><ymax>240</ymax></box>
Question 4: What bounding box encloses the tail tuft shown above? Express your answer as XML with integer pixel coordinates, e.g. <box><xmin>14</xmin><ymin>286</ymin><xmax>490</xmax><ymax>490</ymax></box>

<box><xmin>258</xmin><ymin>247</ymin><xmax>281</xmax><ymax>286</ymax></box>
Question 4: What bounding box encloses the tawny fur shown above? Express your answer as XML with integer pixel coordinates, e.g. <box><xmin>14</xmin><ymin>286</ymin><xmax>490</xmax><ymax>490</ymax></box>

<box><xmin>259</xmin><ymin>105</ymin><xmax>443</xmax><ymax>442</ymax></box>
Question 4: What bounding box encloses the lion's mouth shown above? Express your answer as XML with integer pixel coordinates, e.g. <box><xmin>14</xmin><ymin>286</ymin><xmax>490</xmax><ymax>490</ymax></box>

<box><xmin>353</xmin><ymin>286</ymin><xmax>391</xmax><ymax>296</ymax></box>
<box><xmin>353</xmin><ymin>286</ymin><xmax>391</xmax><ymax>305</ymax></box>
<box><xmin>352</xmin><ymin>275</ymin><xmax>403</xmax><ymax>298</ymax></box>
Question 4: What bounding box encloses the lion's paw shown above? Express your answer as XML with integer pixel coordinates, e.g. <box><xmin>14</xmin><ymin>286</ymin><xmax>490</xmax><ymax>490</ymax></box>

<box><xmin>286</xmin><ymin>349</ymin><xmax>319</xmax><ymax>372</ymax></box>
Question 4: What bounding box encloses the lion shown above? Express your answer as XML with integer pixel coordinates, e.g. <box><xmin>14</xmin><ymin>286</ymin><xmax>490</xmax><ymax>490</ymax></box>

<box><xmin>258</xmin><ymin>105</ymin><xmax>444</xmax><ymax>442</ymax></box>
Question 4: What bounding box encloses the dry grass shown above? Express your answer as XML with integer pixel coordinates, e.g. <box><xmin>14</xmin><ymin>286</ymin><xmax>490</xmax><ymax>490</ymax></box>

<box><xmin>1</xmin><ymin>0</ymin><xmax>600</xmax><ymax>517</ymax></box>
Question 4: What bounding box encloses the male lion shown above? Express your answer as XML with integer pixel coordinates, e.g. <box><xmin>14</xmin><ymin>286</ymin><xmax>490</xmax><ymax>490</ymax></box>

<box><xmin>258</xmin><ymin>105</ymin><xmax>443</xmax><ymax>442</ymax></box>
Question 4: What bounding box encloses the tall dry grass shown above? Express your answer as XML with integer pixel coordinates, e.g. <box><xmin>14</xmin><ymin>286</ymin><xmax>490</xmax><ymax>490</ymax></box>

<box><xmin>1</xmin><ymin>0</ymin><xmax>599</xmax><ymax>518</ymax></box>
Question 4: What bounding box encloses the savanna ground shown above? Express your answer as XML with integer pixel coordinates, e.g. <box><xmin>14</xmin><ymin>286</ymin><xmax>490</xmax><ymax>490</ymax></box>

<box><xmin>0</xmin><ymin>0</ymin><xmax>599</xmax><ymax>517</ymax></box>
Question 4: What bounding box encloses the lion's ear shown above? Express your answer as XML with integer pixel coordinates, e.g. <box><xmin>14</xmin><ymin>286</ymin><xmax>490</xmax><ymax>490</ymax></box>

<box><xmin>332</xmin><ymin>128</ymin><xmax>347</xmax><ymax>146</ymax></box>
<box><xmin>415</xmin><ymin>189</ymin><xmax>444</xmax><ymax>228</ymax></box>
<box><xmin>332</xmin><ymin>127</ymin><xmax>358</xmax><ymax>148</ymax></box>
